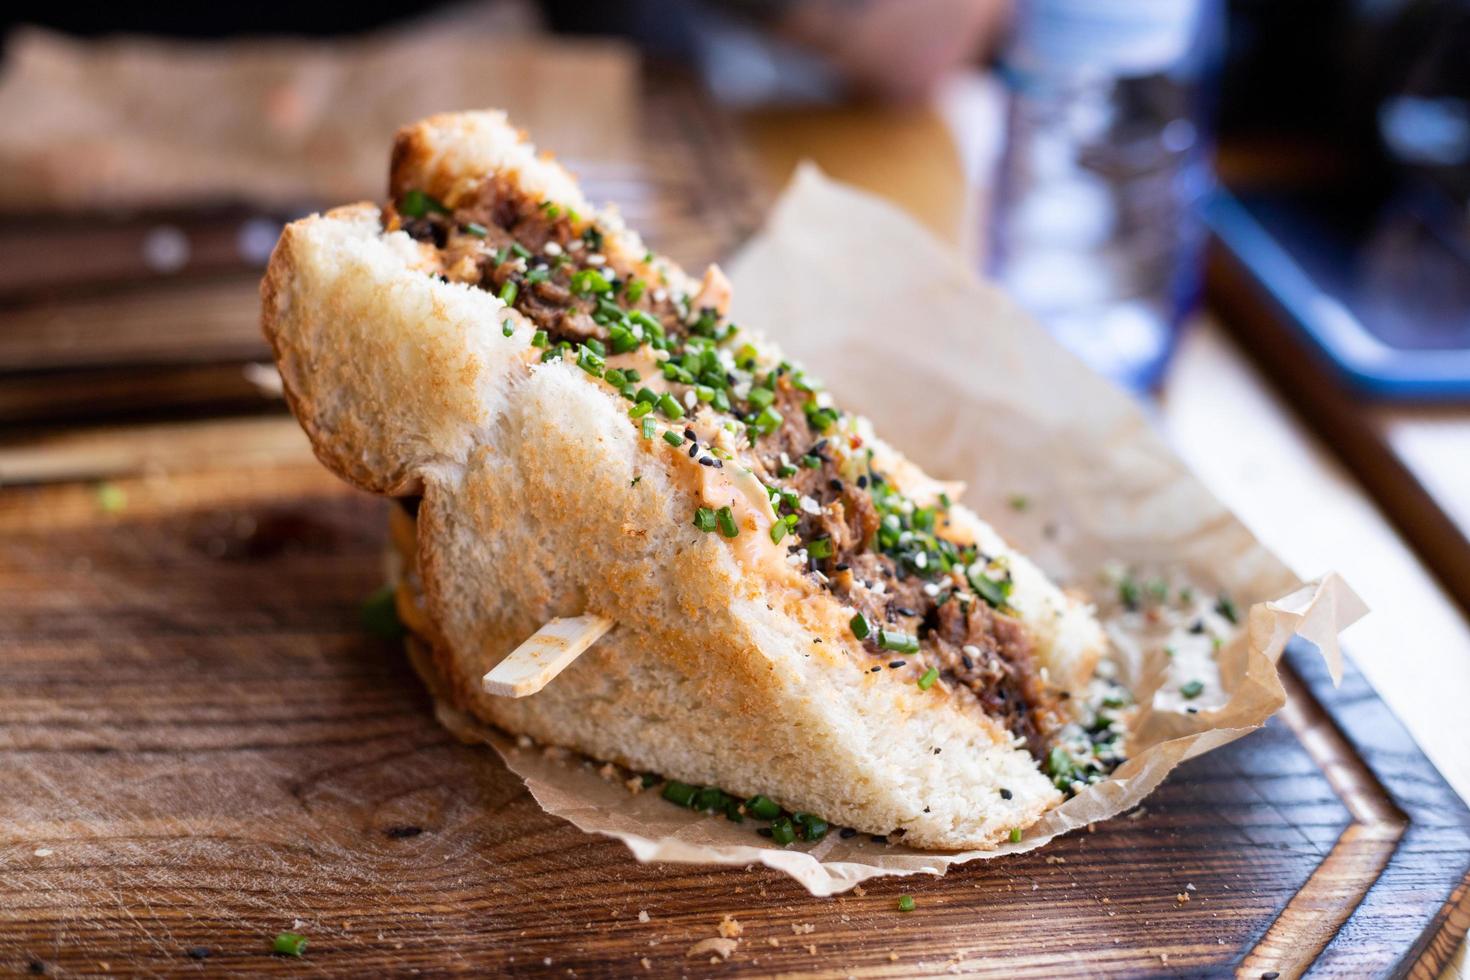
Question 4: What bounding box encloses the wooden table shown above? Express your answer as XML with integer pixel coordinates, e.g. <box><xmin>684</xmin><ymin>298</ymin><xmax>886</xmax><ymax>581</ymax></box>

<box><xmin>2</xmin><ymin>61</ymin><xmax>1469</xmax><ymax>977</ymax></box>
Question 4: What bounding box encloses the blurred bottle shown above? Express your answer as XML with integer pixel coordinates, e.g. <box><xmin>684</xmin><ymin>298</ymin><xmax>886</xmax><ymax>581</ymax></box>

<box><xmin>988</xmin><ymin>0</ymin><xmax>1223</xmax><ymax>391</ymax></box>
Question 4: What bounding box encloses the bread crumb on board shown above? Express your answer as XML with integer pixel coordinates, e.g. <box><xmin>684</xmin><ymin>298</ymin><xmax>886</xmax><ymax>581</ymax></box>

<box><xmin>718</xmin><ymin>915</ymin><xmax>743</xmax><ymax>939</ymax></box>
<box><xmin>637</xmin><ymin>910</ymin><xmax>650</xmax><ymax>923</ymax></box>
<box><xmin>791</xmin><ymin>922</ymin><xmax>815</xmax><ymax>935</ymax></box>
<box><xmin>687</xmin><ymin>938</ymin><xmax>739</xmax><ymax>960</ymax></box>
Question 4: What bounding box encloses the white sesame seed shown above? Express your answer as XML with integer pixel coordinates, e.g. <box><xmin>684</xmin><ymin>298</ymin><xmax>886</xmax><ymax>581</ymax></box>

<box><xmin>587</xmin><ymin>254</ymin><xmax>607</xmax><ymax>267</ymax></box>
<box><xmin>543</xmin><ymin>241</ymin><xmax>562</xmax><ymax>256</ymax></box>
<box><xmin>684</xmin><ymin>390</ymin><xmax>697</xmax><ymax>409</ymax></box>
<box><xmin>799</xmin><ymin>495</ymin><xmax>822</xmax><ymax>516</ymax></box>
<box><xmin>652</xmin><ymin>288</ymin><xmax>668</xmax><ymax>302</ymax></box>
<box><xmin>568</xmin><ymin>239</ymin><xmax>584</xmax><ymax>252</ymax></box>
<box><xmin>923</xmin><ymin>583</ymin><xmax>940</xmax><ymax>597</ymax></box>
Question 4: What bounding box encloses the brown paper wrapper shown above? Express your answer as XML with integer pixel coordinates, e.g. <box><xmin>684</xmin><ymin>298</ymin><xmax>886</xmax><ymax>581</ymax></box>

<box><xmin>404</xmin><ymin>167</ymin><xmax>1367</xmax><ymax>897</ymax></box>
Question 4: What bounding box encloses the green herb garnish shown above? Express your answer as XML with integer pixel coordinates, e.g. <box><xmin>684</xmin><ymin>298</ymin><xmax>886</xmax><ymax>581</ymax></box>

<box><xmin>360</xmin><ymin>585</ymin><xmax>404</xmax><ymax>639</ymax></box>
<box><xmin>897</xmin><ymin>895</ymin><xmax>916</xmax><ymax>913</ymax></box>
<box><xmin>716</xmin><ymin>506</ymin><xmax>739</xmax><ymax>538</ymax></box>
<box><xmin>849</xmin><ymin>613</ymin><xmax>870</xmax><ymax>640</ymax></box>
<box><xmin>917</xmin><ymin>667</ymin><xmax>939</xmax><ymax>690</ymax></box>
<box><xmin>398</xmin><ymin>189</ymin><xmax>447</xmax><ymax>218</ymax></box>
<box><xmin>1180</xmin><ymin>680</ymin><xmax>1205</xmax><ymax>700</ymax></box>
<box><xmin>877</xmin><ymin>630</ymin><xmax>919</xmax><ymax>654</ymax></box>
<box><xmin>272</xmin><ymin>933</ymin><xmax>308</xmax><ymax>957</ymax></box>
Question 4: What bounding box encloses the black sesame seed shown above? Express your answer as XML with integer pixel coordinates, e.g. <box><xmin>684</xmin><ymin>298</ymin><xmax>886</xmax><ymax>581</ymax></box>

<box><xmin>1000</xmin><ymin>788</ymin><xmax>1012</xmax><ymax>800</ymax></box>
<box><xmin>857</xmin><ymin>475</ymin><xmax>868</xmax><ymax>488</ymax></box>
<box><xmin>870</xmin><ymin>834</ymin><xmax>888</xmax><ymax>844</ymax></box>
<box><xmin>896</xmin><ymin>606</ymin><xmax>917</xmax><ymax>617</ymax></box>
<box><xmin>961</xmin><ymin>654</ymin><xmax>973</xmax><ymax>670</ymax></box>
<box><xmin>933</xmin><ymin>747</ymin><xmax>942</xmax><ymax>754</ymax></box>
<box><xmin>699</xmin><ymin>457</ymin><xmax>716</xmax><ymax>467</ymax></box>
<box><xmin>840</xmin><ymin>827</ymin><xmax>858</xmax><ymax>839</ymax></box>
<box><xmin>688</xmin><ymin>443</ymin><xmax>698</xmax><ymax>458</ymax></box>
<box><xmin>829</xmin><ymin>479</ymin><xmax>843</xmax><ymax>492</ymax></box>
<box><xmin>869</xmin><ymin>666</ymin><xmax>881</xmax><ymax>672</ymax></box>
<box><xmin>835</xmin><ymin>562</ymin><xmax>850</xmax><ymax>572</ymax></box>
<box><xmin>684</xmin><ymin>428</ymin><xmax>696</xmax><ymax>441</ymax></box>
<box><xmin>1189</xmin><ymin>619</ymin><xmax>1206</xmax><ymax>634</ymax></box>
<box><xmin>1262</xmin><ymin>973</ymin><xmax>1280</xmax><ymax>980</ymax></box>
<box><xmin>887</xmin><ymin>660</ymin><xmax>906</xmax><ymax>669</ymax></box>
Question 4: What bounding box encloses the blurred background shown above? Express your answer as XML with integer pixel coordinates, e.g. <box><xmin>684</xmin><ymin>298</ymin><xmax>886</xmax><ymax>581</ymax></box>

<box><xmin>0</xmin><ymin>1</ymin><xmax>1468</xmax><ymax>945</ymax></box>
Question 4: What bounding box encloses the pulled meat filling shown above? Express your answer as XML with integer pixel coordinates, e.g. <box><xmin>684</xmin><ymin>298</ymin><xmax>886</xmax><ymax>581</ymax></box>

<box><xmin>389</xmin><ymin>182</ymin><xmax>1066</xmax><ymax>758</ymax></box>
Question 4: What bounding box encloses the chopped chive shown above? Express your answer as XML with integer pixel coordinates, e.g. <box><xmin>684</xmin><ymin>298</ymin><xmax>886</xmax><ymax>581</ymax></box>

<box><xmin>662</xmin><ymin>781</ymin><xmax>697</xmax><ymax>807</ymax></box>
<box><xmin>629</xmin><ymin>401</ymin><xmax>653</xmax><ymax>419</ymax></box>
<box><xmin>712</xmin><ymin>389</ymin><xmax>731</xmax><ymax>412</ymax></box>
<box><xmin>462</xmin><ymin>221</ymin><xmax>488</xmax><ymax>238</ymax></box>
<box><xmin>493</xmin><ymin>246</ymin><xmax>509</xmax><ymax>265</ymax></box>
<box><xmin>796</xmin><ymin>813</ymin><xmax>828</xmax><ymax>841</ymax></box>
<box><xmin>849</xmin><ymin>613</ymin><xmax>870</xmax><ymax>640</ymax></box>
<box><xmin>746</xmin><ymin>386</ymin><xmax>775</xmax><ymax>410</ymax></box>
<box><xmin>896</xmin><ymin>895</ymin><xmax>915</xmax><ymax>913</ymax></box>
<box><xmin>745</xmin><ymin>795</ymin><xmax>780</xmax><ymax>820</ymax></box>
<box><xmin>272</xmin><ymin>932</ymin><xmax>308</xmax><ymax>957</ymax></box>
<box><xmin>624</xmin><ymin>278</ymin><xmax>646</xmax><ymax>303</ymax></box>
<box><xmin>605</xmin><ymin>368</ymin><xmax>627</xmax><ymax>388</ymax></box>
<box><xmin>498</xmin><ymin>280</ymin><xmax>518</xmax><ymax>305</ymax></box>
<box><xmin>1180</xmin><ymin>680</ymin><xmax>1205</xmax><ymax>700</ymax></box>
<box><xmin>510</xmin><ymin>242</ymin><xmax>532</xmax><ymax>260</ymax></box>
<box><xmin>769</xmin><ymin>816</ymin><xmax>796</xmax><ymax>845</ymax></box>
<box><xmin>777</xmin><ymin>463</ymin><xmax>798</xmax><ymax>478</ymax></box>
<box><xmin>663</xmin><ymin>431</ymin><xmax>684</xmax><ymax>447</ymax></box>
<box><xmin>1119</xmin><ymin>575</ymin><xmax>1141</xmax><ymax>611</ymax></box>
<box><xmin>525</xmin><ymin>267</ymin><xmax>550</xmax><ymax>284</ymax></box>
<box><xmin>531</xmin><ymin>329</ymin><xmax>549</xmax><ymax>348</ymax></box>
<box><xmin>694</xmin><ymin>507</ymin><xmax>717</xmax><ymax>533</ymax></box>
<box><xmin>801</xmin><ymin>454</ymin><xmax>821</xmax><ymax>469</ymax></box>
<box><xmin>641</xmin><ymin>416</ymin><xmax>656</xmax><ymax>439</ymax></box>
<box><xmin>1008</xmin><ymin>493</ymin><xmax>1029</xmax><ymax>511</ymax></box>
<box><xmin>577</xmin><ymin>346</ymin><xmax>604</xmax><ymax>377</ymax></box>
<box><xmin>657</xmin><ymin>393</ymin><xmax>684</xmax><ymax>420</ymax></box>
<box><xmin>570</xmin><ymin>268</ymin><xmax>612</xmax><ymax>295</ymax></box>
<box><xmin>398</xmin><ymin>189</ymin><xmax>447</xmax><ymax>218</ymax></box>
<box><xmin>1214</xmin><ymin>594</ymin><xmax>1239</xmax><ymax>624</ymax></box>
<box><xmin>806</xmin><ymin>537</ymin><xmax>833</xmax><ymax>560</ymax></box>
<box><xmin>360</xmin><ymin>585</ymin><xmax>404</xmax><ymax>639</ymax></box>
<box><xmin>770</xmin><ymin>521</ymin><xmax>788</xmax><ymax>544</ymax></box>
<box><xmin>585</xmin><ymin>337</ymin><xmax>606</xmax><ymax>356</ymax></box>
<box><xmin>1008</xmin><ymin>827</ymin><xmax>1023</xmax><ymax>844</ymax></box>
<box><xmin>876</xmin><ymin>630</ymin><xmax>919</xmax><ymax>654</ymax></box>
<box><xmin>917</xmin><ymin>667</ymin><xmax>939</xmax><ymax>690</ymax></box>
<box><xmin>501</xmin><ymin>319</ymin><xmax>514</xmax><ymax>338</ymax></box>
<box><xmin>716</xmin><ymin>506</ymin><xmax>738</xmax><ymax>538</ymax></box>
<box><xmin>636</xmin><ymin>387</ymin><xmax>659</xmax><ymax>405</ymax></box>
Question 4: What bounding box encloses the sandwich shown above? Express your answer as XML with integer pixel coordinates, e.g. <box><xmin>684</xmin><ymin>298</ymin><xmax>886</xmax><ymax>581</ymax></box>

<box><xmin>261</xmin><ymin>110</ymin><xmax>1123</xmax><ymax>850</ymax></box>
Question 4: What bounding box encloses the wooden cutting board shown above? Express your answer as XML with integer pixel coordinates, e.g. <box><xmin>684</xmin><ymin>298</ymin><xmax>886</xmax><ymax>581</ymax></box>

<box><xmin>1</xmin><ymin>437</ymin><xmax>1467</xmax><ymax>978</ymax></box>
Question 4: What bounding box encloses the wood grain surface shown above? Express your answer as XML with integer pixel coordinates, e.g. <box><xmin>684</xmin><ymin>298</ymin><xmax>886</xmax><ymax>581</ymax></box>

<box><xmin>1</xmin><ymin>456</ymin><xmax>1467</xmax><ymax>978</ymax></box>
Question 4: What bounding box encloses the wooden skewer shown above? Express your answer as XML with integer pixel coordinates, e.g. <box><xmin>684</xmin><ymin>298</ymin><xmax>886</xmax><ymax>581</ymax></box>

<box><xmin>482</xmin><ymin>614</ymin><xmax>614</xmax><ymax>698</ymax></box>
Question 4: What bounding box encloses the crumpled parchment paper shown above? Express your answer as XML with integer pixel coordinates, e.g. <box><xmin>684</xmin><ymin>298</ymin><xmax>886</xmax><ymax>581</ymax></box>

<box><xmin>416</xmin><ymin>166</ymin><xmax>1367</xmax><ymax>897</ymax></box>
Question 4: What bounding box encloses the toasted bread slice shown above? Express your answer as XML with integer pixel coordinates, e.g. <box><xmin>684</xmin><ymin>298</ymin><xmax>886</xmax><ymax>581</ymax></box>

<box><xmin>261</xmin><ymin>111</ymin><xmax>1107</xmax><ymax>848</ymax></box>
